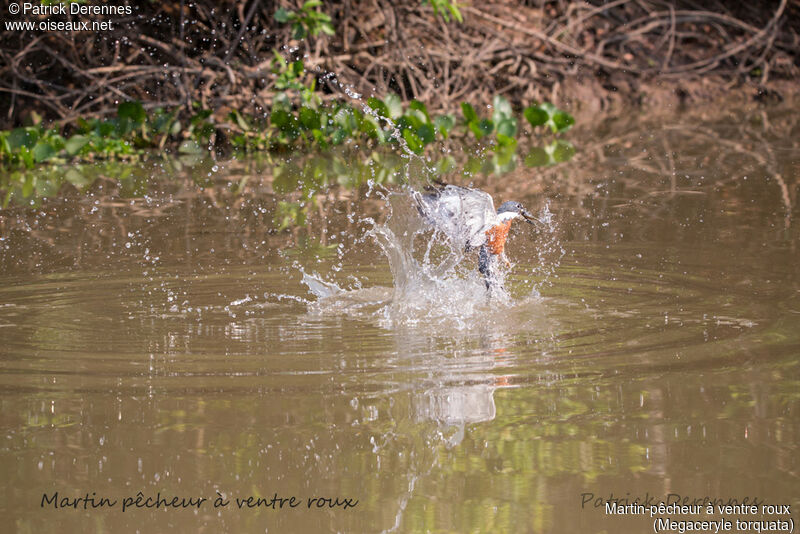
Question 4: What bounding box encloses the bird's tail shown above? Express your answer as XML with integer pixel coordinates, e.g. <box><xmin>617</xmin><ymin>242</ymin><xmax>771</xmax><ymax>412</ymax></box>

<box><xmin>413</xmin><ymin>179</ymin><xmax>450</xmax><ymax>220</ymax></box>
<box><xmin>423</xmin><ymin>178</ymin><xmax>449</xmax><ymax>193</ymax></box>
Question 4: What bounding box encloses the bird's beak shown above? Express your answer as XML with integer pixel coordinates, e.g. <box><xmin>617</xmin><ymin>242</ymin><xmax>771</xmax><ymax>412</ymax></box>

<box><xmin>521</xmin><ymin>208</ymin><xmax>537</xmax><ymax>225</ymax></box>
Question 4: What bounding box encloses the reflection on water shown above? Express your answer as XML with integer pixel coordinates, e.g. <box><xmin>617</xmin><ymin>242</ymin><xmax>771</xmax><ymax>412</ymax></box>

<box><xmin>1</xmin><ymin>106</ymin><xmax>799</xmax><ymax>533</ymax></box>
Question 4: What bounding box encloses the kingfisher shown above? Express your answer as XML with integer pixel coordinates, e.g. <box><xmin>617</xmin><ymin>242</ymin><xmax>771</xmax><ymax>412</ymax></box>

<box><xmin>413</xmin><ymin>182</ymin><xmax>537</xmax><ymax>290</ymax></box>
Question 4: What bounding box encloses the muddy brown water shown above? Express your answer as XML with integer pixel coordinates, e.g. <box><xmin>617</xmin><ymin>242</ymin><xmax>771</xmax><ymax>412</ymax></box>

<box><xmin>1</xmin><ymin>108</ymin><xmax>799</xmax><ymax>533</ymax></box>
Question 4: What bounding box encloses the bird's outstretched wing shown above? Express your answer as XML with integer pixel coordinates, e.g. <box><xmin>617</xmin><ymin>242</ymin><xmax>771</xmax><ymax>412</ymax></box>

<box><xmin>413</xmin><ymin>184</ymin><xmax>499</xmax><ymax>250</ymax></box>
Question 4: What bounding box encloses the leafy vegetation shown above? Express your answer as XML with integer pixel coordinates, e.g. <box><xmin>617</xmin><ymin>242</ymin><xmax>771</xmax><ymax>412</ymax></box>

<box><xmin>1</xmin><ymin>0</ymin><xmax>575</xmax><ymax>178</ymax></box>
<box><xmin>424</xmin><ymin>0</ymin><xmax>464</xmax><ymax>23</ymax></box>
<box><xmin>226</xmin><ymin>55</ymin><xmax>574</xmax><ymax>157</ymax></box>
<box><xmin>0</xmin><ymin>2</ymin><xmax>576</xmax><ymax>212</ymax></box>
<box><xmin>0</xmin><ymin>101</ymin><xmax>215</xmax><ymax>169</ymax></box>
<box><xmin>0</xmin><ymin>55</ymin><xmax>574</xmax><ymax>171</ymax></box>
<box><xmin>0</xmin><ymin>135</ymin><xmax>574</xmax><ymax>211</ymax></box>
<box><xmin>274</xmin><ymin>0</ymin><xmax>335</xmax><ymax>39</ymax></box>
<box><xmin>0</xmin><ymin>59</ymin><xmax>576</xmax><ymax>210</ymax></box>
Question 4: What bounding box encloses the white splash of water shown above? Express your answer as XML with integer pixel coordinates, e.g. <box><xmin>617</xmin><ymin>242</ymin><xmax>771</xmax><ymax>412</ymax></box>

<box><xmin>299</xmin><ymin>188</ymin><xmax>562</xmax><ymax>330</ymax></box>
<box><xmin>300</xmin><ymin>270</ymin><xmax>343</xmax><ymax>299</ymax></box>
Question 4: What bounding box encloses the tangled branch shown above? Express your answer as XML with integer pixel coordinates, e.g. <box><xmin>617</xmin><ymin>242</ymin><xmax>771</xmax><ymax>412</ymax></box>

<box><xmin>0</xmin><ymin>0</ymin><xmax>797</xmax><ymax>128</ymax></box>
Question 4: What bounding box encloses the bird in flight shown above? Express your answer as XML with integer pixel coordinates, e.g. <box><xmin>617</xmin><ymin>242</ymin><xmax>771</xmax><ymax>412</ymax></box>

<box><xmin>413</xmin><ymin>183</ymin><xmax>537</xmax><ymax>290</ymax></box>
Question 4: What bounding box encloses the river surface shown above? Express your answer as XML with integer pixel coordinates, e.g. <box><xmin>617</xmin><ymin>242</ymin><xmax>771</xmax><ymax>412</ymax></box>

<box><xmin>1</xmin><ymin>107</ymin><xmax>799</xmax><ymax>533</ymax></box>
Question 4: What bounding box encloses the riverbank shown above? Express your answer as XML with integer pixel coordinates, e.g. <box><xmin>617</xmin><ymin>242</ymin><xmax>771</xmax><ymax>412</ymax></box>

<box><xmin>1</xmin><ymin>0</ymin><xmax>797</xmax><ymax>129</ymax></box>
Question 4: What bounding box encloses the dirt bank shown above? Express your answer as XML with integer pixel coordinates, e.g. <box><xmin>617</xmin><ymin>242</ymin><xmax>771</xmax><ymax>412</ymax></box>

<box><xmin>1</xmin><ymin>0</ymin><xmax>798</xmax><ymax>127</ymax></box>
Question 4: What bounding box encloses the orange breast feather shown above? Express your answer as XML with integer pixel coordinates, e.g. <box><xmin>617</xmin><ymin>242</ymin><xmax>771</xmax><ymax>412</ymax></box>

<box><xmin>485</xmin><ymin>221</ymin><xmax>512</xmax><ymax>255</ymax></box>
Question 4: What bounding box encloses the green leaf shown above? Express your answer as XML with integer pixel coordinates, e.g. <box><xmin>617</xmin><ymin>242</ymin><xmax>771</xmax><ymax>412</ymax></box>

<box><xmin>311</xmin><ymin>129</ymin><xmax>329</xmax><ymax>149</ymax></box>
<box><xmin>435</xmin><ymin>155</ymin><xmax>457</xmax><ymax>174</ymax></box>
<box><xmin>551</xmin><ymin>110</ymin><xmax>575</xmax><ymax>133</ymax></box>
<box><xmin>98</xmin><ymin>121</ymin><xmax>116</xmax><ymax>137</ymax></box>
<box><xmin>402</xmin><ymin>128</ymin><xmax>424</xmax><ymax>154</ymax></box>
<box><xmin>190</xmin><ymin>109</ymin><xmax>213</xmax><ymax>123</ymax></box>
<box><xmin>76</xmin><ymin>118</ymin><xmax>91</xmax><ymax>133</ymax></box>
<box><xmin>32</xmin><ymin>142</ymin><xmax>56</xmax><ymax>163</ymax></box>
<box><xmin>449</xmin><ymin>3</ymin><xmax>463</xmax><ymax>23</ymax></box>
<box><xmin>291</xmin><ymin>22</ymin><xmax>306</xmax><ymax>40</ymax></box>
<box><xmin>152</xmin><ymin>108</ymin><xmax>179</xmax><ymax>135</ymax></box>
<box><xmin>408</xmin><ymin>100</ymin><xmax>431</xmax><ymax>123</ymax></box>
<box><xmin>64</xmin><ymin>135</ymin><xmax>90</xmax><ymax>156</ymax></box>
<box><xmin>468</xmin><ymin>121</ymin><xmax>485</xmax><ymax>140</ymax></box>
<box><xmin>383</xmin><ymin>94</ymin><xmax>403</xmax><ymax>120</ymax></box>
<box><xmin>539</xmin><ymin>102</ymin><xmax>557</xmax><ymax>115</ymax></box>
<box><xmin>334</xmin><ymin>108</ymin><xmax>358</xmax><ymax>132</ymax></box>
<box><xmin>461</xmin><ymin>102</ymin><xmax>478</xmax><ymax>123</ymax></box>
<box><xmin>193</xmin><ymin>123</ymin><xmax>215</xmax><ymax>140</ymax></box>
<box><xmin>537</xmin><ymin>102</ymin><xmax>575</xmax><ymax>133</ymax></box>
<box><xmin>0</xmin><ymin>132</ymin><xmax>9</xmax><ymax>155</ymax></box>
<box><xmin>273</xmin><ymin>164</ymin><xmax>301</xmax><ymax>194</ymax></box>
<box><xmin>463</xmin><ymin>156</ymin><xmax>482</xmax><ymax>176</ymax></box>
<box><xmin>496</xmin><ymin>117</ymin><xmax>517</xmax><ymax>138</ymax></box>
<box><xmin>396</xmin><ymin>115</ymin><xmax>421</xmax><ymax>132</ymax></box>
<box><xmin>417</xmin><ymin>123</ymin><xmax>435</xmax><ymax>144</ymax></box>
<box><xmin>367</xmin><ymin>97</ymin><xmax>390</xmax><ymax>118</ymax></box>
<box><xmin>228</xmin><ymin>110</ymin><xmax>251</xmax><ymax>131</ymax></box>
<box><xmin>19</xmin><ymin>146</ymin><xmax>34</xmax><ymax>169</ymax></box>
<box><xmin>331</xmin><ymin>128</ymin><xmax>347</xmax><ymax>145</ymax></box>
<box><xmin>433</xmin><ymin>114</ymin><xmax>455</xmax><ymax>137</ymax></box>
<box><xmin>22</xmin><ymin>174</ymin><xmax>35</xmax><ymax>196</ymax></box>
<box><xmin>299</xmin><ymin>107</ymin><xmax>321</xmax><ymax>130</ymax></box>
<box><xmin>492</xmin><ymin>145</ymin><xmax>517</xmax><ymax>173</ymax></box>
<box><xmin>274</xmin><ymin>201</ymin><xmax>305</xmax><ymax>231</ymax></box>
<box><xmin>524</xmin><ymin>147</ymin><xmax>550</xmax><ymax>167</ymax></box>
<box><xmin>270</xmin><ymin>108</ymin><xmax>291</xmax><ymax>129</ymax></box>
<box><xmin>524</xmin><ymin>140</ymin><xmax>576</xmax><ymax>167</ymax></box>
<box><xmin>495</xmin><ymin>133</ymin><xmax>517</xmax><ymax>147</ymax></box>
<box><xmin>477</xmin><ymin>118</ymin><xmax>494</xmax><ymax>136</ymax></box>
<box><xmin>290</xmin><ymin>60</ymin><xmax>304</xmax><ymax>76</ymax></box>
<box><xmin>179</xmin><ymin>153</ymin><xmax>203</xmax><ymax>167</ymax></box>
<box><xmin>492</xmin><ymin>95</ymin><xmax>512</xmax><ymax>123</ymax></box>
<box><xmin>117</xmin><ymin>101</ymin><xmax>146</xmax><ymax>123</ymax></box>
<box><xmin>7</xmin><ymin>128</ymin><xmax>38</xmax><ymax>150</ymax></box>
<box><xmin>65</xmin><ymin>168</ymin><xmax>89</xmax><ymax>187</ymax></box>
<box><xmin>359</xmin><ymin>114</ymin><xmax>380</xmax><ymax>138</ymax></box>
<box><xmin>274</xmin><ymin>8</ymin><xmax>291</xmax><ymax>23</ymax></box>
<box><xmin>523</xmin><ymin>105</ymin><xmax>548</xmax><ymax>127</ymax></box>
<box><xmin>22</xmin><ymin>111</ymin><xmax>42</xmax><ymax>127</ymax></box>
<box><xmin>405</xmin><ymin>108</ymin><xmax>428</xmax><ymax>126</ymax></box>
<box><xmin>551</xmin><ymin>139</ymin><xmax>576</xmax><ymax>162</ymax></box>
<box><xmin>178</xmin><ymin>140</ymin><xmax>203</xmax><ymax>154</ymax></box>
